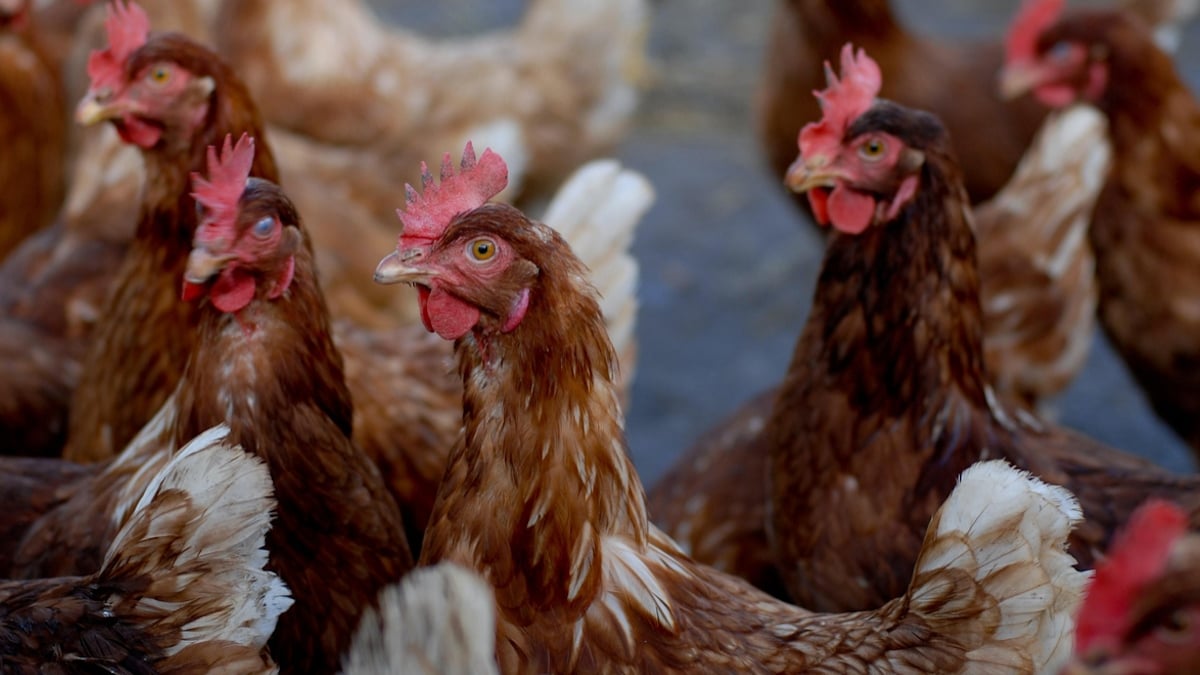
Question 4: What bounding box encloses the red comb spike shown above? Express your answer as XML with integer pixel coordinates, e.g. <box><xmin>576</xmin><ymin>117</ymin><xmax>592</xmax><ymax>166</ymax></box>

<box><xmin>190</xmin><ymin>133</ymin><xmax>255</xmax><ymax>248</ymax></box>
<box><xmin>85</xmin><ymin>0</ymin><xmax>150</xmax><ymax>92</ymax></box>
<box><xmin>1005</xmin><ymin>0</ymin><xmax>1064</xmax><ymax>64</ymax></box>
<box><xmin>797</xmin><ymin>43</ymin><xmax>882</xmax><ymax>161</ymax></box>
<box><xmin>396</xmin><ymin>141</ymin><xmax>508</xmax><ymax>243</ymax></box>
<box><xmin>1075</xmin><ymin>500</ymin><xmax>1188</xmax><ymax>654</ymax></box>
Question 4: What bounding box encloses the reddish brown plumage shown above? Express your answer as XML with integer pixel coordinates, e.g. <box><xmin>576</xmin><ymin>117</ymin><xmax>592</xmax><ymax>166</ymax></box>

<box><xmin>0</xmin><ymin>0</ymin><xmax>66</xmax><ymax>259</ymax></box>
<box><xmin>653</xmin><ymin>76</ymin><xmax>1200</xmax><ymax>614</ymax></box>
<box><xmin>62</xmin><ymin>28</ymin><xmax>278</xmax><ymax>463</ymax></box>
<box><xmin>1003</xmin><ymin>7</ymin><xmax>1200</xmax><ymax>457</ymax></box>
<box><xmin>389</xmin><ymin>199</ymin><xmax>1086</xmax><ymax>673</ymax></box>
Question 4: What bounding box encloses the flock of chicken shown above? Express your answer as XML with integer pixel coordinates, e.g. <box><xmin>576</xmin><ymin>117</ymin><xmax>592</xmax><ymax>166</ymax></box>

<box><xmin>1</xmin><ymin>0</ymin><xmax>1200</xmax><ymax>672</ymax></box>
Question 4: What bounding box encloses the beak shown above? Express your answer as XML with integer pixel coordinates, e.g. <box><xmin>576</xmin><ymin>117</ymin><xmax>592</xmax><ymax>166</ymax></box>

<box><xmin>374</xmin><ymin>249</ymin><xmax>431</xmax><ymax>286</ymax></box>
<box><xmin>784</xmin><ymin>156</ymin><xmax>842</xmax><ymax>194</ymax></box>
<box><xmin>75</xmin><ymin>90</ymin><xmax>125</xmax><ymax>126</ymax></box>
<box><xmin>184</xmin><ymin>247</ymin><xmax>236</xmax><ymax>285</ymax></box>
<box><xmin>998</xmin><ymin>61</ymin><xmax>1043</xmax><ymax>100</ymax></box>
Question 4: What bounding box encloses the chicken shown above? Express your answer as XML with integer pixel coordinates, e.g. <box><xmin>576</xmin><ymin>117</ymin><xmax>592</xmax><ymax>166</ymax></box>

<box><xmin>215</xmin><ymin>0</ymin><xmax>649</xmax><ymax>203</ymax></box>
<box><xmin>651</xmin><ymin>45</ymin><xmax>1200</xmax><ymax>615</ymax></box>
<box><xmin>0</xmin><ymin>0</ymin><xmax>66</xmax><ymax>261</ymax></box>
<box><xmin>372</xmin><ymin>153</ymin><xmax>1088</xmax><ymax>672</ymax></box>
<box><xmin>1062</xmin><ymin>500</ymin><xmax>1200</xmax><ymax>674</ymax></box>
<box><xmin>13</xmin><ymin>134</ymin><xmax>415</xmax><ymax>674</ymax></box>
<box><xmin>999</xmin><ymin>2</ymin><xmax>1200</xmax><ymax>457</ymax></box>
<box><xmin>1</xmin><ymin>425</ymin><xmax>291</xmax><ymax>673</ymax></box>
<box><xmin>342</xmin><ymin>563</ymin><xmax>499</xmax><ymax>675</ymax></box>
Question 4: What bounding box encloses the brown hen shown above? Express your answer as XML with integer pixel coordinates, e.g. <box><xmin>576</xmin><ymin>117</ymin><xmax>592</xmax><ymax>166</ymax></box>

<box><xmin>373</xmin><ymin>149</ymin><xmax>1088</xmax><ymax>673</ymax></box>
<box><xmin>652</xmin><ymin>45</ymin><xmax>1200</xmax><ymax>614</ymax></box>
<box><xmin>1001</xmin><ymin>2</ymin><xmax>1200</xmax><ymax>458</ymax></box>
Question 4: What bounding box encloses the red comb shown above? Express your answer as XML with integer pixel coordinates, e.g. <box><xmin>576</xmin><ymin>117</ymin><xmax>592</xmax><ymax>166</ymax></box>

<box><xmin>797</xmin><ymin>43</ymin><xmax>882</xmax><ymax>161</ymax></box>
<box><xmin>85</xmin><ymin>0</ymin><xmax>150</xmax><ymax>93</ymax></box>
<box><xmin>1005</xmin><ymin>0</ymin><xmax>1064</xmax><ymax>64</ymax></box>
<box><xmin>191</xmin><ymin>133</ymin><xmax>255</xmax><ymax>248</ymax></box>
<box><xmin>396</xmin><ymin>141</ymin><xmax>508</xmax><ymax>243</ymax></box>
<box><xmin>1075</xmin><ymin>500</ymin><xmax>1188</xmax><ymax>653</ymax></box>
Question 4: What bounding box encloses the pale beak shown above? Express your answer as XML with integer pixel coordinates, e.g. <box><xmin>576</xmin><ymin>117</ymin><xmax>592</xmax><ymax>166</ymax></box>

<box><xmin>784</xmin><ymin>156</ymin><xmax>841</xmax><ymax>194</ymax></box>
<box><xmin>75</xmin><ymin>90</ymin><xmax>125</xmax><ymax>126</ymax></box>
<box><xmin>373</xmin><ymin>249</ymin><xmax>430</xmax><ymax>286</ymax></box>
<box><xmin>184</xmin><ymin>247</ymin><xmax>236</xmax><ymax>285</ymax></box>
<box><xmin>998</xmin><ymin>61</ymin><xmax>1042</xmax><ymax>100</ymax></box>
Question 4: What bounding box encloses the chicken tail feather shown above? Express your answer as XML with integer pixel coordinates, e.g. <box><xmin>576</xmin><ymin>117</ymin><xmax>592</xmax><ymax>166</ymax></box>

<box><xmin>342</xmin><ymin>562</ymin><xmax>499</xmax><ymax>675</ymax></box>
<box><xmin>97</xmin><ymin>425</ymin><xmax>293</xmax><ymax>673</ymax></box>
<box><xmin>906</xmin><ymin>459</ymin><xmax>1089</xmax><ymax>673</ymax></box>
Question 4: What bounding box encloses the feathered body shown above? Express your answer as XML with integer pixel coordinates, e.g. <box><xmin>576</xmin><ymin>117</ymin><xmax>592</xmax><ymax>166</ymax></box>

<box><xmin>0</xmin><ymin>427</ymin><xmax>290</xmax><ymax>674</ymax></box>
<box><xmin>1002</xmin><ymin>6</ymin><xmax>1200</xmax><ymax>456</ymax></box>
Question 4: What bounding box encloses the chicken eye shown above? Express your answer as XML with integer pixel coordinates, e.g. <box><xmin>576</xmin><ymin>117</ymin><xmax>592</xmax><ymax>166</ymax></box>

<box><xmin>148</xmin><ymin>64</ymin><xmax>171</xmax><ymax>85</ymax></box>
<box><xmin>859</xmin><ymin>138</ymin><xmax>886</xmax><ymax>160</ymax></box>
<box><xmin>468</xmin><ymin>238</ymin><xmax>496</xmax><ymax>262</ymax></box>
<box><xmin>252</xmin><ymin>217</ymin><xmax>274</xmax><ymax>238</ymax></box>
<box><xmin>1157</xmin><ymin>610</ymin><xmax>1194</xmax><ymax>644</ymax></box>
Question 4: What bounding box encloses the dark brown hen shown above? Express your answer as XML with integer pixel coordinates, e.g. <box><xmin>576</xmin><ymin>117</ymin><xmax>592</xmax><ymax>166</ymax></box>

<box><xmin>654</xmin><ymin>45</ymin><xmax>1200</xmax><ymax>614</ymax></box>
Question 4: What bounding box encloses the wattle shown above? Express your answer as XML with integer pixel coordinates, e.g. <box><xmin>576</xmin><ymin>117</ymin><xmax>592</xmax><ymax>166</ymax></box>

<box><xmin>828</xmin><ymin>185</ymin><xmax>875</xmax><ymax>235</ymax></box>
<box><xmin>419</xmin><ymin>286</ymin><xmax>480</xmax><ymax>340</ymax></box>
<box><xmin>115</xmin><ymin>116</ymin><xmax>163</xmax><ymax>149</ymax></box>
<box><xmin>211</xmin><ymin>269</ymin><xmax>257</xmax><ymax>314</ymax></box>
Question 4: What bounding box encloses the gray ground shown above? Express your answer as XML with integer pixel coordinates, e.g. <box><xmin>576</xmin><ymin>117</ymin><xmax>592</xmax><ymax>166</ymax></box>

<box><xmin>379</xmin><ymin>0</ymin><xmax>1200</xmax><ymax>485</ymax></box>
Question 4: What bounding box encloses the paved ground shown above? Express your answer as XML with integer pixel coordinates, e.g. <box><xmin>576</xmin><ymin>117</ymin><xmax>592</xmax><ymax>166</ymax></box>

<box><xmin>380</xmin><ymin>0</ymin><xmax>1200</xmax><ymax>484</ymax></box>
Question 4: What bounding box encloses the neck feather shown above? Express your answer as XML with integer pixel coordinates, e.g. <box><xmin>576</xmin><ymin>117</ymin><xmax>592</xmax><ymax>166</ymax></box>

<box><xmin>424</xmin><ymin>265</ymin><xmax>647</xmax><ymax>607</ymax></box>
<box><xmin>784</xmin><ymin>154</ymin><xmax>989</xmax><ymax>420</ymax></box>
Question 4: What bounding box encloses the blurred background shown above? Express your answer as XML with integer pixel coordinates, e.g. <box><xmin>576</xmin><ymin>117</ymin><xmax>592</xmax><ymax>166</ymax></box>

<box><xmin>376</xmin><ymin>0</ymin><xmax>1200</xmax><ymax>485</ymax></box>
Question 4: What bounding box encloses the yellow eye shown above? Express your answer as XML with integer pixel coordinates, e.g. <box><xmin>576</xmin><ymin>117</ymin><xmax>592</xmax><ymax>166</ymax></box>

<box><xmin>468</xmin><ymin>238</ymin><xmax>496</xmax><ymax>261</ymax></box>
<box><xmin>860</xmin><ymin>138</ymin><xmax>885</xmax><ymax>160</ymax></box>
<box><xmin>149</xmin><ymin>65</ymin><xmax>170</xmax><ymax>84</ymax></box>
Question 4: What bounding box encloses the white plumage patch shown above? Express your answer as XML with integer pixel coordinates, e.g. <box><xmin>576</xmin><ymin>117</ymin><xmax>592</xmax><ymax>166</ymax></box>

<box><xmin>910</xmin><ymin>460</ymin><xmax>1090</xmax><ymax>674</ymax></box>
<box><xmin>102</xmin><ymin>425</ymin><xmax>292</xmax><ymax>655</ymax></box>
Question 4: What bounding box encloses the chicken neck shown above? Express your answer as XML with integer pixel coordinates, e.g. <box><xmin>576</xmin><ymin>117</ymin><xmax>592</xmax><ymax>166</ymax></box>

<box><xmin>63</xmin><ymin>76</ymin><xmax>277</xmax><ymax>462</ymax></box>
<box><xmin>420</xmin><ymin>265</ymin><xmax>648</xmax><ymax>610</ymax></box>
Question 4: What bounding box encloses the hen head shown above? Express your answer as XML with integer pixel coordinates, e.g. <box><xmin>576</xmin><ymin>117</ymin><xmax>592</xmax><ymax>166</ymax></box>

<box><xmin>1064</xmin><ymin>500</ymin><xmax>1200</xmax><ymax>675</ymax></box>
<box><xmin>76</xmin><ymin>0</ymin><xmax>215</xmax><ymax>150</ymax></box>
<box><xmin>374</xmin><ymin>144</ymin><xmax>538</xmax><ymax>341</ymax></box>
<box><xmin>182</xmin><ymin>134</ymin><xmax>302</xmax><ymax>314</ymax></box>
<box><xmin>785</xmin><ymin>43</ymin><xmax>938</xmax><ymax>234</ymax></box>
<box><xmin>999</xmin><ymin>0</ymin><xmax>1121</xmax><ymax>107</ymax></box>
